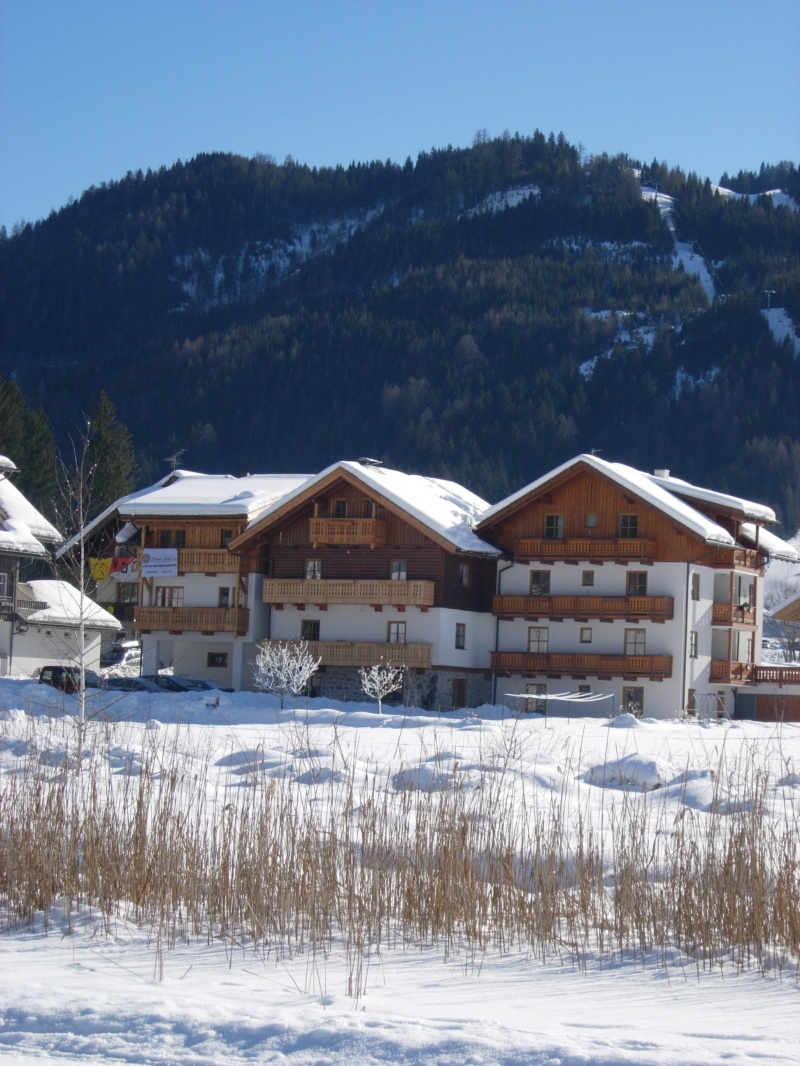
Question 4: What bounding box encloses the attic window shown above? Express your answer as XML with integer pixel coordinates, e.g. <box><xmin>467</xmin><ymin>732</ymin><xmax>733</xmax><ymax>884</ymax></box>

<box><xmin>619</xmin><ymin>514</ymin><xmax>638</xmax><ymax>538</ymax></box>
<box><xmin>333</xmin><ymin>499</ymin><xmax>347</xmax><ymax>519</ymax></box>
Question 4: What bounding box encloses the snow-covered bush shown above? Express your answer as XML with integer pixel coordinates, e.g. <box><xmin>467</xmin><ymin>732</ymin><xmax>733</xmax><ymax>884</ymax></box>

<box><xmin>360</xmin><ymin>661</ymin><xmax>404</xmax><ymax>714</ymax></box>
<box><xmin>253</xmin><ymin>640</ymin><xmax>320</xmax><ymax>708</ymax></box>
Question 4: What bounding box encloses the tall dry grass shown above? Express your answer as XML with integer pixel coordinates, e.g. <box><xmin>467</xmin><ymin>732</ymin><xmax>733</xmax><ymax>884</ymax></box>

<box><xmin>1</xmin><ymin>716</ymin><xmax>798</xmax><ymax>994</ymax></box>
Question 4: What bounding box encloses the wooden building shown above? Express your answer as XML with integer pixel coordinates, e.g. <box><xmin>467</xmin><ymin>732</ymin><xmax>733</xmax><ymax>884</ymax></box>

<box><xmin>229</xmin><ymin>459</ymin><xmax>501</xmax><ymax>707</ymax></box>
<box><xmin>476</xmin><ymin>454</ymin><xmax>799</xmax><ymax>718</ymax></box>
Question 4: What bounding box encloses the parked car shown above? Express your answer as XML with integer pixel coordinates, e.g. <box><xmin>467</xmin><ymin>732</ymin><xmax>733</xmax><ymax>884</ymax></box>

<box><xmin>100</xmin><ymin>642</ymin><xmax>142</xmax><ymax>669</ymax></box>
<box><xmin>38</xmin><ymin>665</ymin><xmax>103</xmax><ymax>693</ymax></box>
<box><xmin>103</xmin><ymin>676</ymin><xmax>161</xmax><ymax>693</ymax></box>
<box><xmin>171</xmin><ymin>675</ymin><xmax>234</xmax><ymax>693</ymax></box>
<box><xmin>144</xmin><ymin>674</ymin><xmax>234</xmax><ymax>694</ymax></box>
<box><xmin>142</xmin><ymin>674</ymin><xmax>190</xmax><ymax>692</ymax></box>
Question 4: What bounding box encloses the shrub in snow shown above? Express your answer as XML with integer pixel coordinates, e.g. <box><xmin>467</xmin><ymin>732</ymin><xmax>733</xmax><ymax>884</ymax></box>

<box><xmin>253</xmin><ymin>640</ymin><xmax>321</xmax><ymax>708</ymax></box>
<box><xmin>360</xmin><ymin>661</ymin><xmax>404</xmax><ymax>715</ymax></box>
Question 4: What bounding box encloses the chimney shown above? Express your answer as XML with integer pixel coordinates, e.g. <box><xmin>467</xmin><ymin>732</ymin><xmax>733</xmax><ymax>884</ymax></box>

<box><xmin>653</xmin><ymin>468</ymin><xmax>670</xmax><ymax>479</ymax></box>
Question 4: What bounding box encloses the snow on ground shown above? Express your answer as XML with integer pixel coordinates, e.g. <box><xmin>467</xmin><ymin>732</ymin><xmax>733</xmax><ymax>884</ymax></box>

<box><xmin>763</xmin><ymin>306</ymin><xmax>800</xmax><ymax>358</ymax></box>
<box><xmin>1</xmin><ymin>679</ymin><xmax>799</xmax><ymax>1064</ymax></box>
<box><xmin>641</xmin><ymin>186</ymin><xmax>716</xmax><ymax>302</ymax></box>
<box><xmin>467</xmin><ymin>184</ymin><xmax>540</xmax><ymax>217</ymax></box>
<box><xmin>711</xmin><ymin>185</ymin><xmax>800</xmax><ymax>212</ymax></box>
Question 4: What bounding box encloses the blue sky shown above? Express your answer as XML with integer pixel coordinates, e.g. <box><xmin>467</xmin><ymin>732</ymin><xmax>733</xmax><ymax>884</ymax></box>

<box><xmin>1</xmin><ymin>0</ymin><xmax>798</xmax><ymax>230</ymax></box>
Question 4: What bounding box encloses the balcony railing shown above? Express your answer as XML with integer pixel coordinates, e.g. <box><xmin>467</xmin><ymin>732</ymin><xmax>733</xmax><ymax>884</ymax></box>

<box><xmin>263</xmin><ymin>578</ymin><xmax>435</xmax><ymax>607</ymax></box>
<box><xmin>264</xmin><ymin>639</ymin><xmax>432</xmax><ymax>668</ymax></box>
<box><xmin>751</xmin><ymin>665</ymin><xmax>800</xmax><ymax>686</ymax></box>
<box><xmin>493</xmin><ymin>594</ymin><xmax>673</xmax><ymax>621</ymax></box>
<box><xmin>709</xmin><ymin>660</ymin><xmax>755</xmax><ymax>683</ymax></box>
<box><xmin>136</xmin><ymin>547</ymin><xmax>239</xmax><ymax>574</ymax></box>
<box><xmin>710</xmin><ymin>548</ymin><xmax>763</xmax><ymax>570</ymax></box>
<box><xmin>178</xmin><ymin>549</ymin><xmax>239</xmax><ymax>574</ymax></box>
<box><xmin>309</xmin><ymin>517</ymin><xmax>387</xmax><ymax>548</ymax></box>
<box><xmin>514</xmin><ymin>537</ymin><xmax>656</xmax><ymax>563</ymax></box>
<box><xmin>711</xmin><ymin>602</ymin><xmax>756</xmax><ymax>626</ymax></box>
<box><xmin>491</xmin><ymin>652</ymin><xmax>672</xmax><ymax>680</ymax></box>
<box><xmin>136</xmin><ymin>606</ymin><xmax>250</xmax><ymax>635</ymax></box>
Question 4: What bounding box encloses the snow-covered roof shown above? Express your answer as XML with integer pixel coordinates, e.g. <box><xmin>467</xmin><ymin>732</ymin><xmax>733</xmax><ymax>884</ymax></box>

<box><xmin>478</xmin><ymin>454</ymin><xmax>737</xmax><ymax>547</ymax></box>
<box><xmin>773</xmin><ymin>589</ymin><xmax>800</xmax><ymax>624</ymax></box>
<box><xmin>740</xmin><ymin>522</ymin><xmax>799</xmax><ymax>563</ymax></box>
<box><xmin>57</xmin><ymin>470</ymin><xmax>312</xmax><ymax>557</ymax></box>
<box><xmin>118</xmin><ymin>473</ymin><xmax>312</xmax><ymax>519</ymax></box>
<box><xmin>17</xmin><ymin>580</ymin><xmax>122</xmax><ymax>631</ymax></box>
<box><xmin>56</xmin><ymin>470</ymin><xmax>194</xmax><ymax>557</ymax></box>
<box><xmin>646</xmin><ymin>472</ymin><xmax>776</xmax><ymax>523</ymax></box>
<box><xmin>238</xmin><ymin>460</ymin><xmax>502</xmax><ymax>555</ymax></box>
<box><xmin>0</xmin><ymin>472</ymin><xmax>62</xmax><ymax>557</ymax></box>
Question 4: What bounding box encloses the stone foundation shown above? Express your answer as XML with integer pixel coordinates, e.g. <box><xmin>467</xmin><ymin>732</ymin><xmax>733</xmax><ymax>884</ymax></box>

<box><xmin>311</xmin><ymin>666</ymin><xmax>493</xmax><ymax>711</ymax></box>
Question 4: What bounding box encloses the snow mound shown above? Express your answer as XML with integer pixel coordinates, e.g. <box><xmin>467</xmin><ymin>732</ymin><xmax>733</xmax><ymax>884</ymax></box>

<box><xmin>584</xmin><ymin>752</ymin><xmax>676</xmax><ymax>790</ymax></box>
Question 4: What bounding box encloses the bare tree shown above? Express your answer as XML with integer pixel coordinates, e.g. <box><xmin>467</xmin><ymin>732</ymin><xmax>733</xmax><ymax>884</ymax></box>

<box><xmin>52</xmin><ymin>417</ymin><xmax>97</xmax><ymax>733</ymax></box>
<box><xmin>360</xmin><ymin>661</ymin><xmax>404</xmax><ymax>715</ymax></box>
<box><xmin>253</xmin><ymin>640</ymin><xmax>320</xmax><ymax>708</ymax></box>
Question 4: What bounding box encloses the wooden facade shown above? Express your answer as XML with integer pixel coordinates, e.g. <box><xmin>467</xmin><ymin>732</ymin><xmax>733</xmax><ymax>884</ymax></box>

<box><xmin>232</xmin><ymin>471</ymin><xmax>498</xmax><ymax>614</ymax></box>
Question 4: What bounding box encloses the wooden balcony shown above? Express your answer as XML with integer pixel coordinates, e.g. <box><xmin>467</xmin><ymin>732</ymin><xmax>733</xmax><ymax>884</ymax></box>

<box><xmin>491</xmin><ymin>651</ymin><xmax>672</xmax><ymax>680</ymax></box>
<box><xmin>309</xmin><ymin>517</ymin><xmax>387</xmax><ymax>548</ymax></box>
<box><xmin>711</xmin><ymin>602</ymin><xmax>756</xmax><ymax>626</ymax></box>
<box><xmin>752</xmin><ymin>665</ymin><xmax>800</xmax><ymax>686</ymax></box>
<box><xmin>136</xmin><ymin>547</ymin><xmax>239</xmax><ymax>574</ymax></box>
<box><xmin>709</xmin><ymin>547</ymin><xmax>763</xmax><ymax>571</ymax></box>
<box><xmin>493</xmin><ymin>594</ymin><xmax>673</xmax><ymax>622</ymax></box>
<box><xmin>263</xmin><ymin>578</ymin><xmax>435</xmax><ymax>608</ymax></box>
<box><xmin>709</xmin><ymin>660</ymin><xmax>755</xmax><ymax>683</ymax></box>
<box><xmin>178</xmin><ymin>548</ymin><xmax>239</xmax><ymax>574</ymax></box>
<box><xmin>136</xmin><ymin>606</ymin><xmax>250</xmax><ymax>635</ymax></box>
<box><xmin>264</xmin><ymin>639</ymin><xmax>432</xmax><ymax>668</ymax></box>
<box><xmin>514</xmin><ymin>537</ymin><xmax>656</xmax><ymax>563</ymax></box>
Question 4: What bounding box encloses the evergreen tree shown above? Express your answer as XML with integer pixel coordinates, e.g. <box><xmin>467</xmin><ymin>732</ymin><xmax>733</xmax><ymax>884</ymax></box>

<box><xmin>0</xmin><ymin>376</ymin><xmax>57</xmax><ymax>515</ymax></box>
<box><xmin>86</xmin><ymin>392</ymin><xmax>138</xmax><ymax>513</ymax></box>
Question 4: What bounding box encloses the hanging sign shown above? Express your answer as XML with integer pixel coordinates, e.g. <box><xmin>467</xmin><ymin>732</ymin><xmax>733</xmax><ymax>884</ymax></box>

<box><xmin>141</xmin><ymin>548</ymin><xmax>178</xmax><ymax>577</ymax></box>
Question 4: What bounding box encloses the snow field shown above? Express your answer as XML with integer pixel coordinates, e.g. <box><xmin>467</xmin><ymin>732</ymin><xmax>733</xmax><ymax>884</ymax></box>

<box><xmin>1</xmin><ymin>681</ymin><xmax>799</xmax><ymax>1063</ymax></box>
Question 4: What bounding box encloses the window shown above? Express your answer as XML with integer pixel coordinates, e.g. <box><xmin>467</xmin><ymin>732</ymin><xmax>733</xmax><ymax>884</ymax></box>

<box><xmin>207</xmin><ymin>652</ymin><xmax>228</xmax><ymax>669</ymax></box>
<box><xmin>154</xmin><ymin>586</ymin><xmax>183</xmax><ymax>607</ymax></box>
<box><xmin>387</xmin><ymin>621</ymin><xmax>406</xmax><ymax>644</ymax></box>
<box><xmin>218</xmin><ymin>587</ymin><xmax>232</xmax><ymax>608</ymax></box>
<box><xmin>585</xmin><ymin>513</ymin><xmax>597</xmax><ymax>529</ymax></box>
<box><xmin>624</xmin><ymin>628</ymin><xmax>646</xmax><ymax>656</ymax></box>
<box><xmin>525</xmin><ymin>682</ymin><xmax>546</xmax><ymax>714</ymax></box>
<box><xmin>691</xmin><ymin>572</ymin><xmax>700</xmax><ymax>601</ymax></box>
<box><xmin>116</xmin><ymin>582</ymin><xmax>138</xmax><ymax>604</ymax></box>
<box><xmin>627</xmin><ymin>571</ymin><xmax>648</xmax><ymax>597</ymax></box>
<box><xmin>390</xmin><ymin>559</ymin><xmax>407</xmax><ymax>581</ymax></box>
<box><xmin>333</xmin><ymin>499</ymin><xmax>347</xmax><ymax>518</ymax></box>
<box><xmin>581</xmin><ymin>570</ymin><xmax>595</xmax><ymax>587</ymax></box>
<box><xmin>689</xmin><ymin>630</ymin><xmax>698</xmax><ymax>658</ymax></box>
<box><xmin>544</xmin><ymin>514</ymin><xmax>564</xmax><ymax>540</ymax></box>
<box><xmin>580</xmin><ymin>627</ymin><xmax>593</xmax><ymax>644</ymax></box>
<box><xmin>734</xmin><ymin>574</ymin><xmax>754</xmax><ymax>608</ymax></box>
<box><xmin>623</xmin><ymin>686</ymin><xmax>644</xmax><ymax>717</ymax></box>
<box><xmin>530</xmin><ymin>570</ymin><xmax>551</xmax><ymax>596</ymax></box>
<box><xmin>305</xmin><ymin>558</ymin><xmax>322</xmax><ymax>580</ymax></box>
<box><xmin>451</xmin><ymin>678</ymin><xmax>468</xmax><ymax>709</ymax></box>
<box><xmin>0</xmin><ymin>572</ymin><xmax>8</xmax><ymax>599</ymax></box>
<box><xmin>455</xmin><ymin>622</ymin><xmax>466</xmax><ymax>649</ymax></box>
<box><xmin>363</xmin><ymin>499</ymin><xmax>375</xmax><ymax>518</ymax></box>
<box><xmin>159</xmin><ymin>530</ymin><xmax>172</xmax><ymax>548</ymax></box>
<box><xmin>301</xmin><ymin>619</ymin><xmax>320</xmax><ymax>642</ymax></box>
<box><xmin>174</xmin><ymin>530</ymin><xmax>186</xmax><ymax>549</ymax></box>
<box><xmin>527</xmin><ymin>626</ymin><xmax>549</xmax><ymax>654</ymax></box>
<box><xmin>619</xmin><ymin>514</ymin><xmax>639</xmax><ymax>538</ymax></box>
<box><xmin>578</xmin><ymin>684</ymin><xmax>591</xmax><ymax>695</ymax></box>
<box><xmin>458</xmin><ymin>563</ymin><xmax>470</xmax><ymax>587</ymax></box>
<box><xmin>221</xmin><ymin>529</ymin><xmax>233</xmax><ymax>547</ymax></box>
